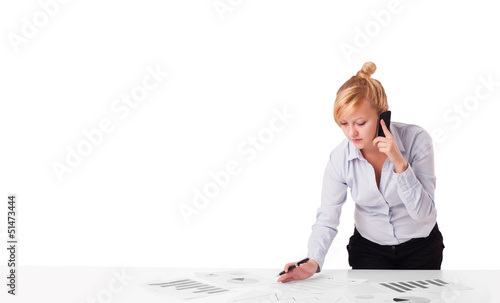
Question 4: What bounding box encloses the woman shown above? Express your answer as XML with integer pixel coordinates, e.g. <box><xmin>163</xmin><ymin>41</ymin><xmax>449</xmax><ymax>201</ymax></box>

<box><xmin>278</xmin><ymin>62</ymin><xmax>444</xmax><ymax>283</ymax></box>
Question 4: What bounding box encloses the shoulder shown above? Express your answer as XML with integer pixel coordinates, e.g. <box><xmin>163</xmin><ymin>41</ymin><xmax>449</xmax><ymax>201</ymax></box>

<box><xmin>392</xmin><ymin>122</ymin><xmax>431</xmax><ymax>140</ymax></box>
<box><xmin>330</xmin><ymin>137</ymin><xmax>351</xmax><ymax>160</ymax></box>
<box><xmin>328</xmin><ymin>138</ymin><xmax>356</xmax><ymax>169</ymax></box>
<box><xmin>324</xmin><ymin>138</ymin><xmax>351</xmax><ymax>179</ymax></box>
<box><xmin>391</xmin><ymin>122</ymin><xmax>433</xmax><ymax>154</ymax></box>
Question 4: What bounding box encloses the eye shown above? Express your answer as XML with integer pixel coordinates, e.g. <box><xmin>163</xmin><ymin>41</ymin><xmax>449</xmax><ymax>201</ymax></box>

<box><xmin>340</xmin><ymin>122</ymin><xmax>347</xmax><ymax>126</ymax></box>
<box><xmin>357</xmin><ymin>122</ymin><xmax>366</xmax><ymax>126</ymax></box>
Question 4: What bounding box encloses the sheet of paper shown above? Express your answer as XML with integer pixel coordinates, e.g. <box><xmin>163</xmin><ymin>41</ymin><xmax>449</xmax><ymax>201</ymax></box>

<box><xmin>272</xmin><ymin>274</ymin><xmax>367</xmax><ymax>294</ymax></box>
<box><xmin>340</xmin><ymin>277</ymin><xmax>474</xmax><ymax>302</ymax></box>
<box><xmin>230</xmin><ymin>287</ymin><xmax>279</xmax><ymax>302</ymax></box>
<box><xmin>194</xmin><ymin>270</ymin><xmax>275</xmax><ymax>289</ymax></box>
<box><xmin>344</xmin><ymin>292</ymin><xmax>448</xmax><ymax>302</ymax></box>
<box><xmin>371</xmin><ymin>278</ymin><xmax>472</xmax><ymax>295</ymax></box>
<box><xmin>231</xmin><ymin>285</ymin><xmax>345</xmax><ymax>302</ymax></box>
<box><xmin>229</xmin><ymin>275</ymin><xmax>365</xmax><ymax>302</ymax></box>
<box><xmin>145</xmin><ymin>278</ymin><xmax>235</xmax><ymax>300</ymax></box>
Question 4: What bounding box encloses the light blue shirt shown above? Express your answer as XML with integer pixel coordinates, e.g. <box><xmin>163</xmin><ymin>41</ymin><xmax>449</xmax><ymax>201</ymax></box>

<box><xmin>307</xmin><ymin>122</ymin><xmax>437</xmax><ymax>272</ymax></box>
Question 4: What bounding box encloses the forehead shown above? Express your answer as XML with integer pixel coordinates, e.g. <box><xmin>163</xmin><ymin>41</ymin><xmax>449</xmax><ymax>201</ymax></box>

<box><xmin>341</xmin><ymin>100</ymin><xmax>377</xmax><ymax>121</ymax></box>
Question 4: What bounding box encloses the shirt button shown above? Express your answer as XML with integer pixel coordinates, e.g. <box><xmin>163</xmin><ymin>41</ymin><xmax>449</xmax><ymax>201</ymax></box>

<box><xmin>391</xmin><ymin>246</ymin><xmax>396</xmax><ymax>250</ymax></box>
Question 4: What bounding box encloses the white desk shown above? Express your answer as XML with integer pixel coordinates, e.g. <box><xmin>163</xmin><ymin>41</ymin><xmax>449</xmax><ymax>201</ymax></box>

<box><xmin>1</xmin><ymin>266</ymin><xmax>499</xmax><ymax>302</ymax></box>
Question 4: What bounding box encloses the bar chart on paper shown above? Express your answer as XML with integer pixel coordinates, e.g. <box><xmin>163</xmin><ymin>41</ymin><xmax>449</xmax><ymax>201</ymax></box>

<box><xmin>146</xmin><ymin>278</ymin><xmax>234</xmax><ymax>300</ymax></box>
<box><xmin>379</xmin><ymin>279</ymin><xmax>448</xmax><ymax>293</ymax></box>
<box><xmin>345</xmin><ymin>278</ymin><xmax>474</xmax><ymax>303</ymax></box>
<box><xmin>376</xmin><ymin>278</ymin><xmax>471</xmax><ymax>294</ymax></box>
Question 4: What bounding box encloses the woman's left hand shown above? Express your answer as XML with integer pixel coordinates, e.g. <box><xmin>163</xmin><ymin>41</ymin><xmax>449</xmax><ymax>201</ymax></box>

<box><xmin>372</xmin><ymin>119</ymin><xmax>408</xmax><ymax>174</ymax></box>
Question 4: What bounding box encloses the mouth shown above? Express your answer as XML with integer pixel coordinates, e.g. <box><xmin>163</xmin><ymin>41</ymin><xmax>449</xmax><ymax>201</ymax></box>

<box><xmin>352</xmin><ymin>139</ymin><xmax>362</xmax><ymax>143</ymax></box>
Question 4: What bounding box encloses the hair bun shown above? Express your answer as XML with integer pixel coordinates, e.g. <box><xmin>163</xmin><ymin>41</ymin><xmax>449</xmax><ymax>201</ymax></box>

<box><xmin>356</xmin><ymin>61</ymin><xmax>376</xmax><ymax>79</ymax></box>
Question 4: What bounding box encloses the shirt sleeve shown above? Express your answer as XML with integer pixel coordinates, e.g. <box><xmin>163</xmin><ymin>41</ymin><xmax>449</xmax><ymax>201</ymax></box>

<box><xmin>393</xmin><ymin>130</ymin><xmax>436</xmax><ymax>220</ymax></box>
<box><xmin>307</xmin><ymin>150</ymin><xmax>348</xmax><ymax>273</ymax></box>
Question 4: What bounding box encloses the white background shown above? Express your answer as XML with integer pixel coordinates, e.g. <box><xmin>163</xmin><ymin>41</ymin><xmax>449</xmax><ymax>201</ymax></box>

<box><xmin>1</xmin><ymin>0</ymin><xmax>499</xmax><ymax>272</ymax></box>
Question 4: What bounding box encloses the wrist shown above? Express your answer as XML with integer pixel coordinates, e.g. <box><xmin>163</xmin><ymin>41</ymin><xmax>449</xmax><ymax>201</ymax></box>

<box><xmin>389</xmin><ymin>153</ymin><xmax>407</xmax><ymax>174</ymax></box>
<box><xmin>394</xmin><ymin>161</ymin><xmax>408</xmax><ymax>174</ymax></box>
<box><xmin>308</xmin><ymin>259</ymin><xmax>320</xmax><ymax>273</ymax></box>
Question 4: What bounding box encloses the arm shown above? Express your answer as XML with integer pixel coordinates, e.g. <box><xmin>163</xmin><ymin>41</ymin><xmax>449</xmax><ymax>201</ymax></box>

<box><xmin>307</xmin><ymin>150</ymin><xmax>348</xmax><ymax>273</ymax></box>
<box><xmin>393</xmin><ymin>131</ymin><xmax>436</xmax><ymax>220</ymax></box>
<box><xmin>374</xmin><ymin>120</ymin><xmax>436</xmax><ymax>220</ymax></box>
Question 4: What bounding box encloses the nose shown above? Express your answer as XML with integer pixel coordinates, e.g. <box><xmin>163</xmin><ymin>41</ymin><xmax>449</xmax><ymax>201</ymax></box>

<box><xmin>349</xmin><ymin>125</ymin><xmax>358</xmax><ymax>138</ymax></box>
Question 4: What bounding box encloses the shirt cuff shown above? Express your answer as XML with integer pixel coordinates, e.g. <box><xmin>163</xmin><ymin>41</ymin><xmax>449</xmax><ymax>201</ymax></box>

<box><xmin>393</xmin><ymin>163</ymin><xmax>418</xmax><ymax>191</ymax></box>
<box><xmin>307</xmin><ymin>253</ymin><xmax>325</xmax><ymax>273</ymax></box>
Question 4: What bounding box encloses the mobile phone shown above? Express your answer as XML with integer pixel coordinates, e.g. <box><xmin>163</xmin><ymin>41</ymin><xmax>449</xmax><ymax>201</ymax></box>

<box><xmin>377</xmin><ymin>111</ymin><xmax>391</xmax><ymax>137</ymax></box>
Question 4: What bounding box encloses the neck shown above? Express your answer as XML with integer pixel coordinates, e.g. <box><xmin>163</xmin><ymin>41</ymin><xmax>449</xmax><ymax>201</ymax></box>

<box><xmin>361</xmin><ymin>144</ymin><xmax>385</xmax><ymax>159</ymax></box>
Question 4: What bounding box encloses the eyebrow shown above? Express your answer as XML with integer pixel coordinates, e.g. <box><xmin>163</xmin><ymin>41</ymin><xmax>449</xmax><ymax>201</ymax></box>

<box><xmin>341</xmin><ymin>117</ymin><xmax>366</xmax><ymax>122</ymax></box>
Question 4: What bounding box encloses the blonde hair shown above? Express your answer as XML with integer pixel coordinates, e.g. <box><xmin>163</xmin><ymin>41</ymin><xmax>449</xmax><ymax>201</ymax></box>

<box><xmin>333</xmin><ymin>61</ymin><xmax>388</xmax><ymax>126</ymax></box>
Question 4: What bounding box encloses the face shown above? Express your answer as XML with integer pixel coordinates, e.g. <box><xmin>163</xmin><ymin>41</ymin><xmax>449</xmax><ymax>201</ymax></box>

<box><xmin>339</xmin><ymin>99</ymin><xmax>379</xmax><ymax>151</ymax></box>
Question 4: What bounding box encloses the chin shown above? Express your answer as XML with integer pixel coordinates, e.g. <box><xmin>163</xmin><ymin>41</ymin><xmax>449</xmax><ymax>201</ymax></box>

<box><xmin>354</xmin><ymin>143</ymin><xmax>365</xmax><ymax>149</ymax></box>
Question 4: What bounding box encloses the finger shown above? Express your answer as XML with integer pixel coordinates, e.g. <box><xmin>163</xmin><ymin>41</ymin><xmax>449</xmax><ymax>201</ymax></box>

<box><xmin>380</xmin><ymin>119</ymin><xmax>393</xmax><ymax>139</ymax></box>
<box><xmin>277</xmin><ymin>274</ymin><xmax>286</xmax><ymax>282</ymax></box>
<box><xmin>277</xmin><ymin>273</ymin><xmax>294</xmax><ymax>283</ymax></box>
<box><xmin>378</xmin><ymin>143</ymin><xmax>390</xmax><ymax>153</ymax></box>
<box><xmin>372</xmin><ymin>137</ymin><xmax>386</xmax><ymax>146</ymax></box>
<box><xmin>284</xmin><ymin>262</ymin><xmax>295</xmax><ymax>272</ymax></box>
<box><xmin>280</xmin><ymin>276</ymin><xmax>297</xmax><ymax>283</ymax></box>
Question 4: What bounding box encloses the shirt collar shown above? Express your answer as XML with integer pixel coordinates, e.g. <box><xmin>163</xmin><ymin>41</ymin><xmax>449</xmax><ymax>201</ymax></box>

<box><xmin>346</xmin><ymin>124</ymin><xmax>406</xmax><ymax>161</ymax></box>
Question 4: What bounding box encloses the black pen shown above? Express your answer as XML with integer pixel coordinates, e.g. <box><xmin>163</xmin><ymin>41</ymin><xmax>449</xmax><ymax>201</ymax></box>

<box><xmin>277</xmin><ymin>258</ymin><xmax>309</xmax><ymax>276</ymax></box>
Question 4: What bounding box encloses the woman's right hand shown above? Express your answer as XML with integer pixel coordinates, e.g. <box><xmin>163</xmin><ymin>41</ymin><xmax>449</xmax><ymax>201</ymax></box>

<box><xmin>277</xmin><ymin>259</ymin><xmax>319</xmax><ymax>283</ymax></box>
